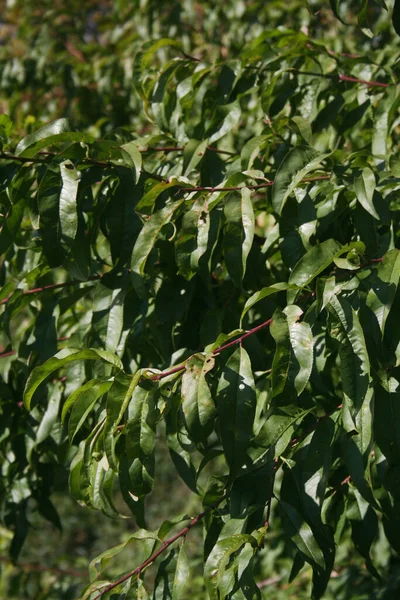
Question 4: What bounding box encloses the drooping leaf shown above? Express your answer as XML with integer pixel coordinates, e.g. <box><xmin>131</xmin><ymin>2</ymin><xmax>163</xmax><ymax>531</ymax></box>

<box><xmin>24</xmin><ymin>348</ymin><xmax>123</xmax><ymax>409</ymax></box>
<box><xmin>289</xmin><ymin>239</ymin><xmax>343</xmax><ymax>288</ymax></box>
<box><xmin>271</xmin><ymin>145</ymin><xmax>323</xmax><ymax>215</ymax></box>
<box><xmin>59</xmin><ymin>160</ymin><xmax>80</xmax><ymax>240</ymax></box>
<box><xmin>216</xmin><ymin>347</ymin><xmax>257</xmax><ymax>475</ymax></box>
<box><xmin>204</xmin><ymin>534</ymin><xmax>257</xmax><ymax>600</ymax></box>
<box><xmin>131</xmin><ymin>198</ymin><xmax>185</xmax><ymax>280</ymax></box>
<box><xmin>354</xmin><ymin>167</ymin><xmax>379</xmax><ymax>220</ymax></box>
<box><xmin>181</xmin><ymin>353</ymin><xmax>216</xmax><ymax>444</ymax></box>
<box><xmin>223</xmin><ymin>188</ymin><xmax>255</xmax><ymax>287</ymax></box>
<box><xmin>270</xmin><ymin>305</ymin><xmax>314</xmax><ymax>398</ymax></box>
<box><xmin>366</xmin><ymin>249</ymin><xmax>400</xmax><ymax>335</ymax></box>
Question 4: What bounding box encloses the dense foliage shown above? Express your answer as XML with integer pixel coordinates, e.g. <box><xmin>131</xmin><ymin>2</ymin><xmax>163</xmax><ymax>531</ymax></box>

<box><xmin>2</xmin><ymin>1</ymin><xmax>400</xmax><ymax>598</ymax></box>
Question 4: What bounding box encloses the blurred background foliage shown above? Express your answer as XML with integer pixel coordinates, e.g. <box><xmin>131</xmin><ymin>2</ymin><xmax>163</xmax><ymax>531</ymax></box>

<box><xmin>2</xmin><ymin>0</ymin><xmax>400</xmax><ymax>598</ymax></box>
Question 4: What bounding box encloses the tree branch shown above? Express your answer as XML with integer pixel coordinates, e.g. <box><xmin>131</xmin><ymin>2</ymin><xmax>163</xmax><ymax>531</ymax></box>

<box><xmin>149</xmin><ymin>318</ymin><xmax>273</xmax><ymax>381</ymax></box>
<box><xmin>92</xmin><ymin>496</ymin><xmax>225</xmax><ymax>600</ymax></box>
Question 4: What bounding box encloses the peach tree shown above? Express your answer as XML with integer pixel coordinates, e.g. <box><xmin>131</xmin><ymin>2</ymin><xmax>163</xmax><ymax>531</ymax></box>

<box><xmin>1</xmin><ymin>1</ymin><xmax>400</xmax><ymax>598</ymax></box>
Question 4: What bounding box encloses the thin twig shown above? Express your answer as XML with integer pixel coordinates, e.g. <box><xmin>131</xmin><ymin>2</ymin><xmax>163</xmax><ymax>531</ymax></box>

<box><xmin>92</xmin><ymin>496</ymin><xmax>225</xmax><ymax>600</ymax></box>
<box><xmin>0</xmin><ymin>275</ymin><xmax>101</xmax><ymax>306</ymax></box>
<box><xmin>178</xmin><ymin>175</ymin><xmax>330</xmax><ymax>194</ymax></box>
<box><xmin>142</xmin><ymin>145</ymin><xmax>236</xmax><ymax>156</ymax></box>
<box><xmin>149</xmin><ymin>318</ymin><xmax>273</xmax><ymax>382</ymax></box>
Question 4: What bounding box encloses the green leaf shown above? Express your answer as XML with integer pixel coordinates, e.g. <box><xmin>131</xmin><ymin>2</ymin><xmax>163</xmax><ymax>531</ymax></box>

<box><xmin>216</xmin><ymin>347</ymin><xmax>256</xmax><ymax>475</ymax></box>
<box><xmin>35</xmin><ymin>382</ymin><xmax>63</xmax><ymax>445</ymax></box>
<box><xmin>329</xmin><ymin>0</ymin><xmax>348</xmax><ymax>24</ymax></box>
<box><xmin>24</xmin><ymin>348</ymin><xmax>123</xmax><ymax>409</ymax></box>
<box><xmin>61</xmin><ymin>379</ymin><xmax>112</xmax><ymax>423</ymax></box>
<box><xmin>240</xmin><ymin>283</ymin><xmax>293</xmax><ymax>324</ymax></box>
<box><xmin>103</xmin><ymin>371</ymin><xmax>142</xmax><ymax>468</ymax></box>
<box><xmin>37</xmin><ymin>167</ymin><xmax>64</xmax><ymax>267</ymax></box>
<box><xmin>347</xmin><ymin>488</ymin><xmax>380</xmax><ymax>578</ymax></box>
<box><xmin>327</xmin><ymin>296</ymin><xmax>375</xmax><ymax>501</ymax></box>
<box><xmin>223</xmin><ymin>188</ymin><xmax>254</xmax><ymax>287</ymax></box>
<box><xmin>366</xmin><ymin>249</ymin><xmax>400</xmax><ymax>335</ymax></box>
<box><xmin>120</xmin><ymin>140</ymin><xmax>142</xmax><ymax>183</ymax></box>
<box><xmin>280</xmin><ymin>500</ymin><xmax>326</xmax><ymax>570</ymax></box>
<box><xmin>183</xmin><ymin>139</ymin><xmax>209</xmax><ymax>176</ymax></box>
<box><xmin>251</xmin><ymin>404</ymin><xmax>314</xmax><ymax>461</ymax></box>
<box><xmin>172</xmin><ymin>544</ymin><xmax>190</xmax><ymax>600</ymax></box>
<box><xmin>204</xmin><ymin>535</ymin><xmax>257</xmax><ymax>600</ymax></box>
<box><xmin>208</xmin><ymin>101</ymin><xmax>241</xmax><ymax>145</ymax></box>
<box><xmin>16</xmin><ymin>126</ymin><xmax>93</xmax><ymax>159</ymax></box>
<box><xmin>123</xmin><ymin>379</ymin><xmax>160</xmax><ymax>499</ymax></box>
<box><xmin>175</xmin><ymin>197</ymin><xmax>212</xmax><ymax>279</ymax></box>
<box><xmin>271</xmin><ymin>145</ymin><xmax>322</xmax><ymax>215</ymax></box>
<box><xmin>15</xmin><ymin>118</ymin><xmax>70</xmax><ymax>154</ymax></box>
<box><xmin>59</xmin><ymin>160</ymin><xmax>79</xmax><ymax>240</ymax></box>
<box><xmin>134</xmin><ymin>39</ymin><xmax>182</xmax><ymax>98</ymax></box>
<box><xmin>166</xmin><ymin>394</ymin><xmax>198</xmax><ymax>493</ymax></box>
<box><xmin>270</xmin><ymin>306</ymin><xmax>314</xmax><ymax>398</ymax></box>
<box><xmin>181</xmin><ymin>353</ymin><xmax>216</xmax><ymax>444</ymax></box>
<box><xmin>131</xmin><ymin>198</ymin><xmax>185</xmax><ymax>278</ymax></box>
<box><xmin>91</xmin><ymin>281</ymin><xmax>126</xmax><ymax>354</ymax></box>
<box><xmin>394</xmin><ymin>0</ymin><xmax>400</xmax><ymax>35</ymax></box>
<box><xmin>354</xmin><ymin>167</ymin><xmax>379</xmax><ymax>220</ymax></box>
<box><xmin>67</xmin><ymin>380</ymin><xmax>112</xmax><ymax>443</ymax></box>
<box><xmin>289</xmin><ymin>239</ymin><xmax>343</xmax><ymax>288</ymax></box>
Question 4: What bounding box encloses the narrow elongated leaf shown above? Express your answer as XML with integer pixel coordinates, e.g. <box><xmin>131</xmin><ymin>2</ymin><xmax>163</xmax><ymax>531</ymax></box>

<box><xmin>123</xmin><ymin>379</ymin><xmax>160</xmax><ymax>499</ymax></box>
<box><xmin>134</xmin><ymin>39</ymin><xmax>182</xmax><ymax>98</ymax></box>
<box><xmin>35</xmin><ymin>382</ymin><xmax>63</xmax><ymax>445</ymax></box>
<box><xmin>59</xmin><ymin>160</ymin><xmax>79</xmax><ymax>240</ymax></box>
<box><xmin>91</xmin><ymin>281</ymin><xmax>126</xmax><ymax>353</ymax></box>
<box><xmin>103</xmin><ymin>372</ymin><xmax>142</xmax><ymax>468</ymax></box>
<box><xmin>216</xmin><ymin>347</ymin><xmax>256</xmax><ymax>474</ymax></box>
<box><xmin>366</xmin><ymin>249</ymin><xmax>400</xmax><ymax>335</ymax></box>
<box><xmin>394</xmin><ymin>0</ymin><xmax>400</xmax><ymax>35</ymax></box>
<box><xmin>251</xmin><ymin>404</ymin><xmax>314</xmax><ymax>461</ymax></box>
<box><xmin>24</xmin><ymin>348</ymin><xmax>123</xmax><ymax>409</ymax></box>
<box><xmin>289</xmin><ymin>239</ymin><xmax>343</xmax><ymax>288</ymax></box>
<box><xmin>241</xmin><ymin>283</ymin><xmax>293</xmax><ymax>324</ymax></box>
<box><xmin>270</xmin><ymin>306</ymin><xmax>313</xmax><ymax>398</ymax></box>
<box><xmin>62</xmin><ymin>379</ymin><xmax>112</xmax><ymax>423</ymax></box>
<box><xmin>181</xmin><ymin>353</ymin><xmax>216</xmax><ymax>444</ymax></box>
<box><xmin>18</xmin><ymin>131</ymin><xmax>94</xmax><ymax>158</ymax></box>
<box><xmin>120</xmin><ymin>140</ymin><xmax>142</xmax><ymax>183</ymax></box>
<box><xmin>37</xmin><ymin>168</ymin><xmax>64</xmax><ymax>267</ymax></box>
<box><xmin>66</xmin><ymin>381</ymin><xmax>111</xmax><ymax>443</ymax></box>
<box><xmin>172</xmin><ymin>544</ymin><xmax>190</xmax><ymax>600</ymax></box>
<box><xmin>280</xmin><ymin>500</ymin><xmax>325</xmax><ymax>570</ymax></box>
<box><xmin>131</xmin><ymin>198</ymin><xmax>185</xmax><ymax>277</ymax></box>
<box><xmin>16</xmin><ymin>118</ymin><xmax>70</xmax><ymax>154</ymax></box>
<box><xmin>328</xmin><ymin>296</ymin><xmax>375</xmax><ymax>501</ymax></box>
<box><xmin>183</xmin><ymin>139</ymin><xmax>209</xmax><ymax>176</ymax></box>
<box><xmin>223</xmin><ymin>188</ymin><xmax>254</xmax><ymax>287</ymax></box>
<box><xmin>208</xmin><ymin>101</ymin><xmax>241</xmax><ymax>145</ymax></box>
<box><xmin>354</xmin><ymin>167</ymin><xmax>379</xmax><ymax>219</ymax></box>
<box><xmin>271</xmin><ymin>146</ymin><xmax>322</xmax><ymax>215</ymax></box>
<box><xmin>204</xmin><ymin>535</ymin><xmax>257</xmax><ymax>600</ymax></box>
<box><xmin>175</xmin><ymin>197</ymin><xmax>211</xmax><ymax>279</ymax></box>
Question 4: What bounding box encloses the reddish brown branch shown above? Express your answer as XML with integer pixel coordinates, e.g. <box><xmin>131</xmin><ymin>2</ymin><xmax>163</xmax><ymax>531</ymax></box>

<box><xmin>178</xmin><ymin>175</ymin><xmax>330</xmax><ymax>194</ymax></box>
<box><xmin>142</xmin><ymin>145</ymin><xmax>236</xmax><ymax>156</ymax></box>
<box><xmin>149</xmin><ymin>318</ymin><xmax>273</xmax><ymax>381</ymax></box>
<box><xmin>92</xmin><ymin>496</ymin><xmax>225</xmax><ymax>600</ymax></box>
<box><xmin>338</xmin><ymin>74</ymin><xmax>389</xmax><ymax>88</ymax></box>
<box><xmin>0</xmin><ymin>275</ymin><xmax>101</xmax><ymax>306</ymax></box>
